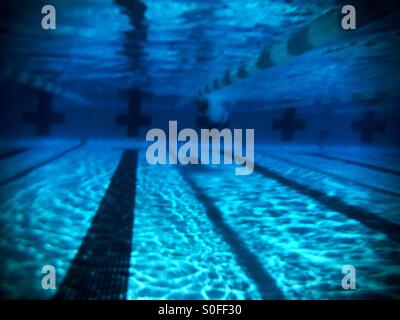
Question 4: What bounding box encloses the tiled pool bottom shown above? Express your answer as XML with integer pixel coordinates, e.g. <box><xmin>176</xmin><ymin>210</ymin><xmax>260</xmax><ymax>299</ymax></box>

<box><xmin>0</xmin><ymin>144</ymin><xmax>399</xmax><ymax>299</ymax></box>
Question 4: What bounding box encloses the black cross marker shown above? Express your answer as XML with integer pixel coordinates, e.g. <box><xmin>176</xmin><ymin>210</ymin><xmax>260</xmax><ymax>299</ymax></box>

<box><xmin>116</xmin><ymin>88</ymin><xmax>151</xmax><ymax>137</ymax></box>
<box><xmin>23</xmin><ymin>91</ymin><xmax>64</xmax><ymax>136</ymax></box>
<box><xmin>352</xmin><ymin>111</ymin><xmax>386</xmax><ymax>143</ymax></box>
<box><xmin>272</xmin><ymin>108</ymin><xmax>305</xmax><ymax>141</ymax></box>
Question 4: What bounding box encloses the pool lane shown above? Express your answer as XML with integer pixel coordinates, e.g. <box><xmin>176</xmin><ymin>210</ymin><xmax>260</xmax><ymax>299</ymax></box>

<box><xmin>255</xmin><ymin>152</ymin><xmax>400</xmax><ymax>226</ymax></box>
<box><xmin>55</xmin><ymin>149</ymin><xmax>138</xmax><ymax>300</ymax></box>
<box><xmin>326</xmin><ymin>151</ymin><xmax>400</xmax><ymax>172</ymax></box>
<box><xmin>0</xmin><ymin>144</ymin><xmax>84</xmax><ymax>186</ymax></box>
<box><xmin>182</xmin><ymin>163</ymin><xmax>400</xmax><ymax>299</ymax></box>
<box><xmin>306</xmin><ymin>152</ymin><xmax>400</xmax><ymax>177</ymax></box>
<box><xmin>127</xmin><ymin>152</ymin><xmax>261</xmax><ymax>300</ymax></box>
<box><xmin>299</xmin><ymin>152</ymin><xmax>400</xmax><ymax>192</ymax></box>
<box><xmin>180</xmin><ymin>166</ymin><xmax>284</xmax><ymax>300</ymax></box>
<box><xmin>259</xmin><ymin>152</ymin><xmax>400</xmax><ymax>198</ymax></box>
<box><xmin>0</xmin><ymin>147</ymin><xmax>123</xmax><ymax>299</ymax></box>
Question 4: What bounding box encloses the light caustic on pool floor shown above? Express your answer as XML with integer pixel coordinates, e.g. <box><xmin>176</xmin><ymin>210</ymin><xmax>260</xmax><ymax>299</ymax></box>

<box><xmin>182</xmin><ymin>162</ymin><xmax>400</xmax><ymax>299</ymax></box>
<box><xmin>129</xmin><ymin>150</ymin><xmax>400</xmax><ymax>299</ymax></box>
<box><xmin>0</xmin><ymin>147</ymin><xmax>123</xmax><ymax>299</ymax></box>
<box><xmin>255</xmin><ymin>152</ymin><xmax>400</xmax><ymax>225</ymax></box>
<box><xmin>0</xmin><ymin>147</ymin><xmax>399</xmax><ymax>299</ymax></box>
<box><xmin>129</xmin><ymin>153</ymin><xmax>261</xmax><ymax>299</ymax></box>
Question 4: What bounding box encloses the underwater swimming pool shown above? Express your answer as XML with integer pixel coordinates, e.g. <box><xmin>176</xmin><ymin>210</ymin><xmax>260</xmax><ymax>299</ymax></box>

<box><xmin>0</xmin><ymin>142</ymin><xmax>399</xmax><ymax>299</ymax></box>
<box><xmin>1</xmin><ymin>0</ymin><xmax>400</xmax><ymax>302</ymax></box>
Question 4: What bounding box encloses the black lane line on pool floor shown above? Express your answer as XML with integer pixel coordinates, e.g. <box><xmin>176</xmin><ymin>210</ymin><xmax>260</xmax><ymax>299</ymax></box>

<box><xmin>253</xmin><ymin>162</ymin><xmax>400</xmax><ymax>244</ymax></box>
<box><xmin>0</xmin><ymin>148</ymin><xmax>29</xmax><ymax>161</ymax></box>
<box><xmin>55</xmin><ymin>149</ymin><xmax>137</xmax><ymax>300</ymax></box>
<box><xmin>179</xmin><ymin>166</ymin><xmax>285</xmax><ymax>300</ymax></box>
<box><xmin>0</xmin><ymin>144</ymin><xmax>84</xmax><ymax>186</ymax></box>
<box><xmin>307</xmin><ymin>152</ymin><xmax>400</xmax><ymax>177</ymax></box>
<box><xmin>259</xmin><ymin>152</ymin><xmax>400</xmax><ymax>198</ymax></box>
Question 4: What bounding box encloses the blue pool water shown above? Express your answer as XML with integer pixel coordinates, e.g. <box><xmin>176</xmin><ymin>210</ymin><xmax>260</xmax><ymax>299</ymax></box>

<box><xmin>0</xmin><ymin>143</ymin><xmax>399</xmax><ymax>299</ymax></box>
<box><xmin>0</xmin><ymin>0</ymin><xmax>399</xmax><ymax>300</ymax></box>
